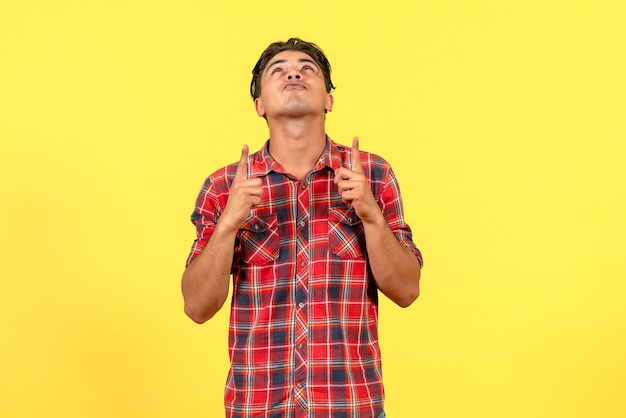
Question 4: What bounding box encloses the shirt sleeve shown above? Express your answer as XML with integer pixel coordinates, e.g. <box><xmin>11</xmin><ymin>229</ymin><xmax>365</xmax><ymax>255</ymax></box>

<box><xmin>185</xmin><ymin>175</ymin><xmax>224</xmax><ymax>267</ymax></box>
<box><xmin>378</xmin><ymin>167</ymin><xmax>424</xmax><ymax>267</ymax></box>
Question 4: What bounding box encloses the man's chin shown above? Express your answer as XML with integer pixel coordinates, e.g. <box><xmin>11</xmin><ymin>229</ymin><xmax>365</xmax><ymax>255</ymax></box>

<box><xmin>272</xmin><ymin>104</ymin><xmax>322</xmax><ymax>118</ymax></box>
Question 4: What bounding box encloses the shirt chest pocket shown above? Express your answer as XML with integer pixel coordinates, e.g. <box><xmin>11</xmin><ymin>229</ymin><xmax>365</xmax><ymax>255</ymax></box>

<box><xmin>328</xmin><ymin>207</ymin><xmax>365</xmax><ymax>259</ymax></box>
<box><xmin>239</xmin><ymin>214</ymin><xmax>279</xmax><ymax>265</ymax></box>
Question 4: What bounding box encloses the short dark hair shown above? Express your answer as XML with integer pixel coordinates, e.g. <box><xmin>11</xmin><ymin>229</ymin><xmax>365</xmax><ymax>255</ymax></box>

<box><xmin>250</xmin><ymin>37</ymin><xmax>335</xmax><ymax>100</ymax></box>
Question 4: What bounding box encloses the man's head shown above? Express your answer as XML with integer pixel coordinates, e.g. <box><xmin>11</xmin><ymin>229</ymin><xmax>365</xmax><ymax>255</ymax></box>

<box><xmin>250</xmin><ymin>38</ymin><xmax>335</xmax><ymax>101</ymax></box>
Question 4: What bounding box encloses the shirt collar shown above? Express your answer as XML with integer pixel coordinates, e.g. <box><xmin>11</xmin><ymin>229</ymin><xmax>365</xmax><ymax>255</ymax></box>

<box><xmin>249</xmin><ymin>136</ymin><xmax>343</xmax><ymax>178</ymax></box>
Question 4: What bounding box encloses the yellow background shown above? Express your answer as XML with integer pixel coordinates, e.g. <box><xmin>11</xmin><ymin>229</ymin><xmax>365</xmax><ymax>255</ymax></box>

<box><xmin>1</xmin><ymin>1</ymin><xmax>625</xmax><ymax>417</ymax></box>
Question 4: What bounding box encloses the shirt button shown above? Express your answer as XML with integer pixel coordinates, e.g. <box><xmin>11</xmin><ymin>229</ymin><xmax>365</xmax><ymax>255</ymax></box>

<box><xmin>298</xmin><ymin>302</ymin><xmax>305</xmax><ymax>309</ymax></box>
<box><xmin>300</xmin><ymin>183</ymin><xmax>307</xmax><ymax>189</ymax></box>
<box><xmin>299</xmin><ymin>260</ymin><xmax>306</xmax><ymax>267</ymax></box>
<box><xmin>298</xmin><ymin>343</ymin><xmax>303</xmax><ymax>349</ymax></box>
<box><xmin>298</xmin><ymin>220</ymin><xmax>305</xmax><ymax>228</ymax></box>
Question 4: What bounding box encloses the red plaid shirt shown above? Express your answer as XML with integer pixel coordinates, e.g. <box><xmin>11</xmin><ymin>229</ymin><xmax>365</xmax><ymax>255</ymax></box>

<box><xmin>187</xmin><ymin>137</ymin><xmax>422</xmax><ymax>417</ymax></box>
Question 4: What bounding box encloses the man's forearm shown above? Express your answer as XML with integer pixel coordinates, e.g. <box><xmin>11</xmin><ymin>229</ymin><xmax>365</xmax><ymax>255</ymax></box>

<box><xmin>181</xmin><ymin>223</ymin><xmax>238</xmax><ymax>323</ymax></box>
<box><xmin>363</xmin><ymin>213</ymin><xmax>421</xmax><ymax>307</ymax></box>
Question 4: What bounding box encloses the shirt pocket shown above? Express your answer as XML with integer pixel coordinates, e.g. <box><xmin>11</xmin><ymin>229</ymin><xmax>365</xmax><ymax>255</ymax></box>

<box><xmin>328</xmin><ymin>206</ymin><xmax>365</xmax><ymax>259</ymax></box>
<box><xmin>239</xmin><ymin>213</ymin><xmax>279</xmax><ymax>265</ymax></box>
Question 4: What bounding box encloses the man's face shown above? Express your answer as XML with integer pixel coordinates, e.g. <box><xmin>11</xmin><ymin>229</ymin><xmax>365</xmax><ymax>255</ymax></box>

<box><xmin>254</xmin><ymin>50</ymin><xmax>334</xmax><ymax>119</ymax></box>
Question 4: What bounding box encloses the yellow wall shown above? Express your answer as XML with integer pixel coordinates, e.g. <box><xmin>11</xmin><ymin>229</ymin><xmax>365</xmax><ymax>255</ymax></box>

<box><xmin>1</xmin><ymin>1</ymin><xmax>625</xmax><ymax>417</ymax></box>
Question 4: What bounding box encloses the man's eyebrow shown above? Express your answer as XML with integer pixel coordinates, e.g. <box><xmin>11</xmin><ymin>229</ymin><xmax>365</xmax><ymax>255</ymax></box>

<box><xmin>266</xmin><ymin>59</ymin><xmax>286</xmax><ymax>71</ymax></box>
<box><xmin>298</xmin><ymin>58</ymin><xmax>318</xmax><ymax>67</ymax></box>
<box><xmin>265</xmin><ymin>58</ymin><xmax>319</xmax><ymax>72</ymax></box>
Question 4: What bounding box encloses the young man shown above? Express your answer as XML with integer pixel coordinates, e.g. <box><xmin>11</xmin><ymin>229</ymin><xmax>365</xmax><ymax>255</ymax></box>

<box><xmin>182</xmin><ymin>38</ymin><xmax>423</xmax><ymax>418</ymax></box>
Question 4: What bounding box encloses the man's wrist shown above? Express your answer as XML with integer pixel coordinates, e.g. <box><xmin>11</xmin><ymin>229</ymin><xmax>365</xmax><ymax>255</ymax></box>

<box><xmin>214</xmin><ymin>216</ymin><xmax>242</xmax><ymax>239</ymax></box>
<box><xmin>360</xmin><ymin>208</ymin><xmax>387</xmax><ymax>229</ymax></box>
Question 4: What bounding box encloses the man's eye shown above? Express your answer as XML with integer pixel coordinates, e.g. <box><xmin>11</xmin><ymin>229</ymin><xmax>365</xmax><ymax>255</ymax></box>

<box><xmin>271</xmin><ymin>68</ymin><xmax>283</xmax><ymax>74</ymax></box>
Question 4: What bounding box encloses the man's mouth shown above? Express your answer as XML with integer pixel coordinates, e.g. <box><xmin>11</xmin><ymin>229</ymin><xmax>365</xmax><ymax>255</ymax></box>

<box><xmin>284</xmin><ymin>82</ymin><xmax>305</xmax><ymax>90</ymax></box>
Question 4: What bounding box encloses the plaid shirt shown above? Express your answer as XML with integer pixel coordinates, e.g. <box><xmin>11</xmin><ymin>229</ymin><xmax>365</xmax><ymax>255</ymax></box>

<box><xmin>187</xmin><ymin>137</ymin><xmax>422</xmax><ymax>418</ymax></box>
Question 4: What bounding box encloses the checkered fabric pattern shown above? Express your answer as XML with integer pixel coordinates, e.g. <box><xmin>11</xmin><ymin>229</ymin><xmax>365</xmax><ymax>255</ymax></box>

<box><xmin>187</xmin><ymin>137</ymin><xmax>422</xmax><ymax>417</ymax></box>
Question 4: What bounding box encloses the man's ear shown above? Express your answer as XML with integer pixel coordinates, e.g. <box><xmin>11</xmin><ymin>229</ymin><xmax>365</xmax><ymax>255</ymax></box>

<box><xmin>325</xmin><ymin>93</ymin><xmax>334</xmax><ymax>113</ymax></box>
<box><xmin>255</xmin><ymin>98</ymin><xmax>265</xmax><ymax>117</ymax></box>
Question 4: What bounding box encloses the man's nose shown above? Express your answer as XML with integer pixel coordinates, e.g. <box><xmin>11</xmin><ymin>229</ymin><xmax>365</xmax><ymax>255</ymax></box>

<box><xmin>287</xmin><ymin>73</ymin><xmax>301</xmax><ymax>80</ymax></box>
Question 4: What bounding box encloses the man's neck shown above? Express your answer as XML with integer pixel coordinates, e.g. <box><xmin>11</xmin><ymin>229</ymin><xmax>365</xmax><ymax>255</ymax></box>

<box><xmin>266</xmin><ymin>116</ymin><xmax>327</xmax><ymax>181</ymax></box>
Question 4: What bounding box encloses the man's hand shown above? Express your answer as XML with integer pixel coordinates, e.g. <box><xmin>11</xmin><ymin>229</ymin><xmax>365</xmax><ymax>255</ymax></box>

<box><xmin>220</xmin><ymin>145</ymin><xmax>263</xmax><ymax>232</ymax></box>
<box><xmin>333</xmin><ymin>137</ymin><xmax>381</xmax><ymax>223</ymax></box>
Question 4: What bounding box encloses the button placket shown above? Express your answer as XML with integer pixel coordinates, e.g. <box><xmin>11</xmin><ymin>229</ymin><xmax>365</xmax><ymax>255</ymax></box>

<box><xmin>292</xmin><ymin>177</ymin><xmax>310</xmax><ymax>412</ymax></box>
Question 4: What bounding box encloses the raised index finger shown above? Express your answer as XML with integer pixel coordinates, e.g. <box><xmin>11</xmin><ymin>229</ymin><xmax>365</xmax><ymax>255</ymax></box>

<box><xmin>234</xmin><ymin>145</ymin><xmax>249</xmax><ymax>179</ymax></box>
<box><xmin>351</xmin><ymin>137</ymin><xmax>363</xmax><ymax>173</ymax></box>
